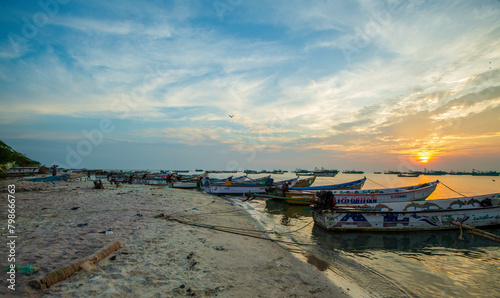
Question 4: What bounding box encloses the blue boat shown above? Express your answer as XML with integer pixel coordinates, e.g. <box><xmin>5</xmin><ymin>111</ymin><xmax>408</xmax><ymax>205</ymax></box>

<box><xmin>24</xmin><ymin>174</ymin><xmax>70</xmax><ymax>182</ymax></box>
<box><xmin>292</xmin><ymin>177</ymin><xmax>366</xmax><ymax>191</ymax></box>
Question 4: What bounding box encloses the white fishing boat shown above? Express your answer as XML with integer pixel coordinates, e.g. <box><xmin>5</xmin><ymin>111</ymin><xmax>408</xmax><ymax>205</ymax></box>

<box><xmin>172</xmin><ymin>181</ymin><xmax>198</xmax><ymax>189</ymax></box>
<box><xmin>284</xmin><ymin>181</ymin><xmax>439</xmax><ymax>205</ymax></box>
<box><xmin>329</xmin><ymin>180</ymin><xmax>439</xmax><ymax>204</ymax></box>
<box><xmin>312</xmin><ymin>192</ymin><xmax>500</xmax><ymax>231</ymax></box>
<box><xmin>204</xmin><ymin>184</ymin><xmax>267</xmax><ymax>194</ymax></box>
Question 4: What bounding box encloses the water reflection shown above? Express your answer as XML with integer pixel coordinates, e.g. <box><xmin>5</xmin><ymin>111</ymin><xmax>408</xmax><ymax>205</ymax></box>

<box><xmin>255</xmin><ymin>176</ymin><xmax>500</xmax><ymax>297</ymax></box>
<box><xmin>311</xmin><ymin>225</ymin><xmax>500</xmax><ymax>252</ymax></box>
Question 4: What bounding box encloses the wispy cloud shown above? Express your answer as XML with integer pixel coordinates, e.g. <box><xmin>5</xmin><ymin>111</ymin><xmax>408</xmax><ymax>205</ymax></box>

<box><xmin>1</xmin><ymin>0</ymin><xmax>499</xmax><ymax>170</ymax></box>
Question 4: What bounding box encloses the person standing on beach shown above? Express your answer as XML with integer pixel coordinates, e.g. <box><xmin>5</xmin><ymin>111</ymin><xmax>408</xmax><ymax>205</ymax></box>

<box><xmin>51</xmin><ymin>165</ymin><xmax>58</xmax><ymax>176</ymax></box>
<box><xmin>282</xmin><ymin>181</ymin><xmax>289</xmax><ymax>197</ymax></box>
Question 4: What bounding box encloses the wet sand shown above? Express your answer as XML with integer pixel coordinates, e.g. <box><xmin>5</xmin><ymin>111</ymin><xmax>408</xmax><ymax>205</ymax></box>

<box><xmin>0</xmin><ymin>176</ymin><xmax>360</xmax><ymax>297</ymax></box>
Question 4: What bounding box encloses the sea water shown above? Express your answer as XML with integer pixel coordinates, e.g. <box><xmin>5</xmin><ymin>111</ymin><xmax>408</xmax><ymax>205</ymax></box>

<box><xmin>244</xmin><ymin>173</ymin><xmax>500</xmax><ymax>297</ymax></box>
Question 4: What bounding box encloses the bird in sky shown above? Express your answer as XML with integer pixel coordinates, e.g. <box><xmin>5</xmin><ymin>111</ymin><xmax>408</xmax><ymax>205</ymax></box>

<box><xmin>229</xmin><ymin>115</ymin><xmax>234</xmax><ymax>118</ymax></box>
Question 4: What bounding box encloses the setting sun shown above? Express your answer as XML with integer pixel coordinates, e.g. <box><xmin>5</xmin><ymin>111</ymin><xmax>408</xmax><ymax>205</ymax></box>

<box><xmin>416</xmin><ymin>152</ymin><xmax>433</xmax><ymax>164</ymax></box>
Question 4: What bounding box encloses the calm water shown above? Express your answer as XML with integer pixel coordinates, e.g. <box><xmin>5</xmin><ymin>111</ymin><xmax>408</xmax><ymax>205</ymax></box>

<box><xmin>241</xmin><ymin>173</ymin><xmax>500</xmax><ymax>297</ymax></box>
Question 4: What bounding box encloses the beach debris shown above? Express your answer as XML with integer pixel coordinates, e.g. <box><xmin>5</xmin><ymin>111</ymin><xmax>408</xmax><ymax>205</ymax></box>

<box><xmin>89</xmin><ymin>275</ymin><xmax>101</xmax><ymax>281</ymax></box>
<box><xmin>28</xmin><ymin>240</ymin><xmax>121</xmax><ymax>290</ymax></box>
<box><xmin>136</xmin><ymin>213</ymin><xmax>143</xmax><ymax>217</ymax></box>
<box><xmin>110</xmin><ymin>255</ymin><xmax>116</xmax><ymax>261</ymax></box>
<box><xmin>71</xmin><ymin>207</ymin><xmax>80</xmax><ymax>210</ymax></box>
<box><xmin>77</xmin><ymin>223</ymin><xmax>88</xmax><ymax>227</ymax></box>
<box><xmin>41</xmin><ymin>207</ymin><xmax>48</xmax><ymax>210</ymax></box>
<box><xmin>105</xmin><ymin>231</ymin><xmax>113</xmax><ymax>235</ymax></box>
<box><xmin>212</xmin><ymin>246</ymin><xmax>226</xmax><ymax>251</ymax></box>
<box><xmin>3</xmin><ymin>265</ymin><xmax>39</xmax><ymax>276</ymax></box>
<box><xmin>154</xmin><ymin>213</ymin><xmax>167</xmax><ymax>219</ymax></box>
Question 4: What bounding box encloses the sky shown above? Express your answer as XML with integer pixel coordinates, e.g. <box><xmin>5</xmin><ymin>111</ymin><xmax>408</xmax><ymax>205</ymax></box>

<box><xmin>1</xmin><ymin>0</ymin><xmax>499</xmax><ymax>172</ymax></box>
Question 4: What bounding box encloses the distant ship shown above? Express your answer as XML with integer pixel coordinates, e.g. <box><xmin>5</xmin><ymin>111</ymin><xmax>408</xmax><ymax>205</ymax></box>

<box><xmin>384</xmin><ymin>171</ymin><xmax>402</xmax><ymax>175</ymax></box>
<box><xmin>342</xmin><ymin>170</ymin><xmax>364</xmax><ymax>174</ymax></box>
<box><xmin>313</xmin><ymin>168</ymin><xmax>339</xmax><ymax>177</ymax></box>
<box><xmin>472</xmin><ymin>169</ymin><xmax>500</xmax><ymax>176</ymax></box>
<box><xmin>423</xmin><ymin>170</ymin><xmax>447</xmax><ymax>175</ymax></box>
<box><xmin>449</xmin><ymin>171</ymin><xmax>472</xmax><ymax>175</ymax></box>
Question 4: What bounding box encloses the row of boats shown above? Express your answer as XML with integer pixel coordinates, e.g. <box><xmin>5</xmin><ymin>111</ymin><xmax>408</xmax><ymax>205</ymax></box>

<box><xmin>161</xmin><ymin>173</ymin><xmax>499</xmax><ymax>233</ymax></box>
<box><xmin>23</xmin><ymin>170</ymin><xmax>500</xmax><ymax>234</ymax></box>
<box><xmin>194</xmin><ymin>174</ymin><xmax>499</xmax><ymax>233</ymax></box>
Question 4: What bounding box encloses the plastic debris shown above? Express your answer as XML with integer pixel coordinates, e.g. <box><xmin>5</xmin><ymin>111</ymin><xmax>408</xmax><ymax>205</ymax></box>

<box><xmin>3</xmin><ymin>265</ymin><xmax>39</xmax><ymax>276</ymax></box>
<box><xmin>89</xmin><ymin>275</ymin><xmax>101</xmax><ymax>281</ymax></box>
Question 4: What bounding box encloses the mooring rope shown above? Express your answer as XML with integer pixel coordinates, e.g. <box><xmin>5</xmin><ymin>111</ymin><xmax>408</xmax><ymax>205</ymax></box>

<box><xmin>439</xmin><ymin>181</ymin><xmax>468</xmax><ymax>197</ymax></box>
<box><xmin>367</xmin><ymin>178</ymin><xmax>387</xmax><ymax>188</ymax></box>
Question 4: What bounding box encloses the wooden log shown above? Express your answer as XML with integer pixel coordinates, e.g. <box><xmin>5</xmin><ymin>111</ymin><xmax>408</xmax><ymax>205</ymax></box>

<box><xmin>451</xmin><ymin>222</ymin><xmax>500</xmax><ymax>243</ymax></box>
<box><xmin>29</xmin><ymin>240</ymin><xmax>121</xmax><ymax>290</ymax></box>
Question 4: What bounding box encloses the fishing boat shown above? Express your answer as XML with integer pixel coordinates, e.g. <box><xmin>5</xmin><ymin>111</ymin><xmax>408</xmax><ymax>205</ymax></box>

<box><xmin>423</xmin><ymin>170</ymin><xmax>447</xmax><ymax>175</ymax></box>
<box><xmin>209</xmin><ymin>175</ymin><xmax>269</xmax><ymax>185</ymax></box>
<box><xmin>204</xmin><ymin>183</ymin><xmax>269</xmax><ymax>194</ymax></box>
<box><xmin>6</xmin><ymin>166</ymin><xmax>39</xmax><ymax>175</ymax></box>
<box><xmin>342</xmin><ymin>170</ymin><xmax>364</xmax><ymax>174</ymax></box>
<box><xmin>172</xmin><ymin>181</ymin><xmax>198</xmax><ymax>188</ymax></box>
<box><xmin>398</xmin><ymin>173</ymin><xmax>420</xmax><ymax>177</ymax></box>
<box><xmin>282</xmin><ymin>177</ymin><xmax>367</xmax><ymax>205</ymax></box>
<box><xmin>312</xmin><ymin>192</ymin><xmax>500</xmax><ymax>231</ymax></box>
<box><xmin>472</xmin><ymin>170</ymin><xmax>500</xmax><ymax>176</ymax></box>
<box><xmin>286</xmin><ymin>180</ymin><xmax>438</xmax><ymax>205</ymax></box>
<box><xmin>290</xmin><ymin>176</ymin><xmax>316</xmax><ymax>188</ymax></box>
<box><xmin>24</xmin><ymin>174</ymin><xmax>70</xmax><ymax>182</ymax></box>
<box><xmin>311</xmin><ymin>168</ymin><xmax>339</xmax><ymax>177</ymax></box>
<box><xmin>291</xmin><ymin>177</ymin><xmax>366</xmax><ymax>191</ymax></box>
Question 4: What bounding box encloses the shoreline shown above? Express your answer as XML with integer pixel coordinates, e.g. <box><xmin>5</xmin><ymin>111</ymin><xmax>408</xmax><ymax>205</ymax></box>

<box><xmin>0</xmin><ymin>177</ymin><xmax>363</xmax><ymax>297</ymax></box>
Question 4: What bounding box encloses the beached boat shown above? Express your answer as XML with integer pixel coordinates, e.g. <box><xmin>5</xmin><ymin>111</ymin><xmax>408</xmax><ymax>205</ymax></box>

<box><xmin>6</xmin><ymin>166</ymin><xmax>39</xmax><ymax>174</ymax></box>
<box><xmin>204</xmin><ymin>183</ymin><xmax>268</xmax><ymax>194</ymax></box>
<box><xmin>24</xmin><ymin>174</ymin><xmax>70</xmax><ymax>182</ymax></box>
<box><xmin>134</xmin><ymin>177</ymin><xmax>168</xmax><ymax>185</ymax></box>
<box><xmin>312</xmin><ymin>192</ymin><xmax>500</xmax><ymax>231</ymax></box>
<box><xmin>292</xmin><ymin>177</ymin><xmax>366</xmax><ymax>191</ymax></box>
<box><xmin>290</xmin><ymin>176</ymin><xmax>316</xmax><ymax>188</ymax></box>
<box><xmin>172</xmin><ymin>181</ymin><xmax>198</xmax><ymax>188</ymax></box>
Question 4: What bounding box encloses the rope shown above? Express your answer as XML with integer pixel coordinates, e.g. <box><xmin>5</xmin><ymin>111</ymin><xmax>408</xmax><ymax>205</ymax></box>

<box><xmin>367</xmin><ymin>178</ymin><xmax>387</xmax><ymax>188</ymax></box>
<box><xmin>161</xmin><ymin>217</ymin><xmax>315</xmax><ymax>247</ymax></box>
<box><xmin>458</xmin><ymin>223</ymin><xmax>464</xmax><ymax>240</ymax></box>
<box><xmin>439</xmin><ymin>181</ymin><xmax>468</xmax><ymax>197</ymax></box>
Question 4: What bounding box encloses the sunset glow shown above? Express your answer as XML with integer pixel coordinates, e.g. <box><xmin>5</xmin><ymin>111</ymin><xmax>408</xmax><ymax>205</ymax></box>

<box><xmin>416</xmin><ymin>152</ymin><xmax>433</xmax><ymax>164</ymax></box>
<box><xmin>0</xmin><ymin>1</ymin><xmax>499</xmax><ymax>171</ymax></box>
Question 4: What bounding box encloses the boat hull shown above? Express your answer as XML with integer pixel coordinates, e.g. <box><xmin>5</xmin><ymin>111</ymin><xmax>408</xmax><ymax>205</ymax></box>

<box><xmin>332</xmin><ymin>181</ymin><xmax>438</xmax><ymax>204</ymax></box>
<box><xmin>204</xmin><ymin>185</ymin><xmax>267</xmax><ymax>194</ymax></box>
<box><xmin>292</xmin><ymin>177</ymin><xmax>366</xmax><ymax>191</ymax></box>
<box><xmin>313</xmin><ymin>193</ymin><xmax>500</xmax><ymax>231</ymax></box>
<box><xmin>172</xmin><ymin>181</ymin><xmax>198</xmax><ymax>188</ymax></box>
<box><xmin>24</xmin><ymin>174</ymin><xmax>70</xmax><ymax>182</ymax></box>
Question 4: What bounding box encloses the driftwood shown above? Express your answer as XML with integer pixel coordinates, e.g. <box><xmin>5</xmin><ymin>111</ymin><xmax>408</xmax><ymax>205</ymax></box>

<box><xmin>29</xmin><ymin>240</ymin><xmax>121</xmax><ymax>290</ymax></box>
<box><xmin>451</xmin><ymin>222</ymin><xmax>500</xmax><ymax>243</ymax></box>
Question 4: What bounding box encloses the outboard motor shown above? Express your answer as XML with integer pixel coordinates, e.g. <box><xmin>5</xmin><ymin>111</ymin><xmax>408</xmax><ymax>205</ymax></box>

<box><xmin>315</xmin><ymin>190</ymin><xmax>335</xmax><ymax>210</ymax></box>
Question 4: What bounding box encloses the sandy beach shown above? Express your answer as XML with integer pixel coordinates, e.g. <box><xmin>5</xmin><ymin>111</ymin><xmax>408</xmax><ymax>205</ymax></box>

<box><xmin>0</xmin><ymin>175</ymin><xmax>362</xmax><ymax>297</ymax></box>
